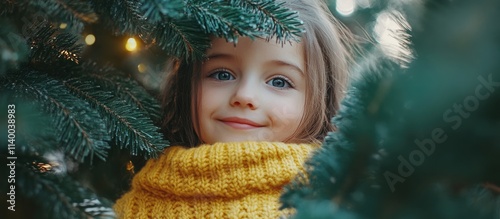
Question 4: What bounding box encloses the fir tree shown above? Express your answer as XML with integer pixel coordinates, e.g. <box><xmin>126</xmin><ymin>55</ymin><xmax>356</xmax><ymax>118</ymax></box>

<box><xmin>281</xmin><ymin>0</ymin><xmax>500</xmax><ymax>218</ymax></box>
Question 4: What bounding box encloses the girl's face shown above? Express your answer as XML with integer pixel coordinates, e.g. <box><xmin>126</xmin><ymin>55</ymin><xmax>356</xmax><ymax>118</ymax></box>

<box><xmin>196</xmin><ymin>37</ymin><xmax>306</xmax><ymax>144</ymax></box>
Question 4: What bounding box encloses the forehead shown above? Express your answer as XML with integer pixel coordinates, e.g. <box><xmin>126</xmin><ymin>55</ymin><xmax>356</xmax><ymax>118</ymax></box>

<box><xmin>206</xmin><ymin>37</ymin><xmax>305</xmax><ymax>67</ymax></box>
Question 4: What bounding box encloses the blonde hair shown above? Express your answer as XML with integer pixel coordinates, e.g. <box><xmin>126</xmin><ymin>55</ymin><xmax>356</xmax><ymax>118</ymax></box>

<box><xmin>161</xmin><ymin>0</ymin><xmax>354</xmax><ymax>146</ymax></box>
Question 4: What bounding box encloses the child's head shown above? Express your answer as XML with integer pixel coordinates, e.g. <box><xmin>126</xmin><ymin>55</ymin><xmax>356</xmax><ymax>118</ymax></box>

<box><xmin>161</xmin><ymin>0</ymin><xmax>352</xmax><ymax>146</ymax></box>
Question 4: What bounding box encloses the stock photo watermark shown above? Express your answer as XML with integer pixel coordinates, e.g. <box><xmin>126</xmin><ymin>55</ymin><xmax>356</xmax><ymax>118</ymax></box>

<box><xmin>7</xmin><ymin>104</ymin><xmax>16</xmax><ymax>211</ymax></box>
<box><xmin>384</xmin><ymin>74</ymin><xmax>500</xmax><ymax>192</ymax></box>
<box><xmin>3</xmin><ymin>12</ymin><xmax>49</xmax><ymax>213</ymax></box>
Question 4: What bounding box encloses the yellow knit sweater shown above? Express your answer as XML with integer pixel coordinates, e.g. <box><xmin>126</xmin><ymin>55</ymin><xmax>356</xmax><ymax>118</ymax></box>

<box><xmin>113</xmin><ymin>141</ymin><xmax>317</xmax><ymax>219</ymax></box>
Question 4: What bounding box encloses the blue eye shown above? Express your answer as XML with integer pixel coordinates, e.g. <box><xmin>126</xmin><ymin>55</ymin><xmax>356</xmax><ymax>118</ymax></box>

<box><xmin>267</xmin><ymin>77</ymin><xmax>293</xmax><ymax>88</ymax></box>
<box><xmin>209</xmin><ymin>70</ymin><xmax>235</xmax><ymax>81</ymax></box>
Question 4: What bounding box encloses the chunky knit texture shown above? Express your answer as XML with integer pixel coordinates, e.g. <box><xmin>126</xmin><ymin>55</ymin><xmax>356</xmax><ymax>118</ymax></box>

<box><xmin>113</xmin><ymin>141</ymin><xmax>317</xmax><ymax>219</ymax></box>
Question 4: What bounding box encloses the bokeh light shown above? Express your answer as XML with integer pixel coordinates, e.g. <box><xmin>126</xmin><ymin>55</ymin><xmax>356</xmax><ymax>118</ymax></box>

<box><xmin>137</xmin><ymin>63</ymin><xmax>147</xmax><ymax>73</ymax></box>
<box><xmin>125</xmin><ymin>37</ymin><xmax>138</xmax><ymax>52</ymax></box>
<box><xmin>85</xmin><ymin>34</ymin><xmax>96</xmax><ymax>45</ymax></box>
<box><xmin>59</xmin><ymin>23</ymin><xmax>67</xmax><ymax>29</ymax></box>
<box><xmin>336</xmin><ymin>0</ymin><xmax>356</xmax><ymax>16</ymax></box>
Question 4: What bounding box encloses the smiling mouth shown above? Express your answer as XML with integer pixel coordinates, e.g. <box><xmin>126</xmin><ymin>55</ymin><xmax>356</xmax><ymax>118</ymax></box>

<box><xmin>218</xmin><ymin>117</ymin><xmax>264</xmax><ymax>130</ymax></box>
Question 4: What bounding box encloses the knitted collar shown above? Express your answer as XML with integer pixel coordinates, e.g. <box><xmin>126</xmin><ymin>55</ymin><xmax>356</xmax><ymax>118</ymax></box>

<box><xmin>135</xmin><ymin>141</ymin><xmax>317</xmax><ymax>199</ymax></box>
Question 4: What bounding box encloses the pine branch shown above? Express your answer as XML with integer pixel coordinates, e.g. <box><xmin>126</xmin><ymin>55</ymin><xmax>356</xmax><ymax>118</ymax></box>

<box><xmin>3</xmin><ymin>0</ymin><xmax>307</xmax><ymax>64</ymax></box>
<box><xmin>81</xmin><ymin>61</ymin><xmax>162</xmax><ymax>123</ymax></box>
<box><xmin>282</xmin><ymin>0</ymin><xmax>500</xmax><ymax>217</ymax></box>
<box><xmin>186</xmin><ymin>0</ymin><xmax>261</xmax><ymax>43</ymax></box>
<box><xmin>25</xmin><ymin>0</ymin><xmax>97</xmax><ymax>31</ymax></box>
<box><xmin>139</xmin><ymin>0</ymin><xmax>185</xmax><ymax>23</ymax></box>
<box><xmin>0</xmin><ymin>91</ymin><xmax>59</xmax><ymax>160</ymax></box>
<box><xmin>60</xmin><ymin>75</ymin><xmax>167</xmax><ymax>158</ymax></box>
<box><xmin>227</xmin><ymin>0</ymin><xmax>304</xmax><ymax>42</ymax></box>
<box><xmin>4</xmin><ymin>70</ymin><xmax>111</xmax><ymax>163</ymax></box>
<box><xmin>17</xmin><ymin>161</ymin><xmax>115</xmax><ymax>219</ymax></box>
<box><xmin>184</xmin><ymin>0</ymin><xmax>304</xmax><ymax>44</ymax></box>
<box><xmin>28</xmin><ymin>25</ymin><xmax>83</xmax><ymax>70</ymax></box>
<box><xmin>140</xmin><ymin>0</ymin><xmax>304</xmax><ymax>60</ymax></box>
<box><xmin>151</xmin><ymin>17</ymin><xmax>211</xmax><ymax>61</ymax></box>
<box><xmin>0</xmin><ymin>89</ymin><xmax>61</xmax><ymax>156</ymax></box>
<box><xmin>281</xmin><ymin>54</ymin><xmax>399</xmax><ymax>209</ymax></box>
<box><xmin>90</xmin><ymin>0</ymin><xmax>145</xmax><ymax>35</ymax></box>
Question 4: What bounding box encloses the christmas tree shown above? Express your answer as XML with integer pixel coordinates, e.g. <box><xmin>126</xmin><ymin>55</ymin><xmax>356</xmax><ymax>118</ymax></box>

<box><xmin>0</xmin><ymin>0</ymin><xmax>302</xmax><ymax>218</ymax></box>
<box><xmin>282</xmin><ymin>0</ymin><xmax>500</xmax><ymax>218</ymax></box>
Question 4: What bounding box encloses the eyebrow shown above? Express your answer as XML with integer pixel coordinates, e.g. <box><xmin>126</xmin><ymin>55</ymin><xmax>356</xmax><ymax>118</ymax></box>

<box><xmin>206</xmin><ymin>53</ymin><xmax>235</xmax><ymax>61</ymax></box>
<box><xmin>268</xmin><ymin>60</ymin><xmax>305</xmax><ymax>75</ymax></box>
<box><xmin>206</xmin><ymin>53</ymin><xmax>304</xmax><ymax>75</ymax></box>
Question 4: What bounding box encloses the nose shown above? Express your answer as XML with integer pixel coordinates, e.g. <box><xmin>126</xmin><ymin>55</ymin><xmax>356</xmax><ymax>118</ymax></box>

<box><xmin>230</xmin><ymin>78</ymin><xmax>259</xmax><ymax>110</ymax></box>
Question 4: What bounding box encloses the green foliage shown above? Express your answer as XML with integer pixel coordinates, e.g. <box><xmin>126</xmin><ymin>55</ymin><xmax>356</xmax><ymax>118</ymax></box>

<box><xmin>1</xmin><ymin>18</ymin><xmax>168</xmax><ymax>162</ymax></box>
<box><xmin>185</xmin><ymin>0</ymin><xmax>303</xmax><ymax>44</ymax></box>
<box><xmin>90</xmin><ymin>0</ymin><xmax>145</xmax><ymax>35</ymax></box>
<box><xmin>3</xmin><ymin>70</ymin><xmax>110</xmax><ymax>162</ymax></box>
<box><xmin>227</xmin><ymin>0</ymin><xmax>304</xmax><ymax>42</ymax></box>
<box><xmin>27</xmin><ymin>25</ymin><xmax>83</xmax><ymax>70</ymax></box>
<box><xmin>2</xmin><ymin>65</ymin><xmax>168</xmax><ymax>162</ymax></box>
<box><xmin>140</xmin><ymin>0</ymin><xmax>305</xmax><ymax>60</ymax></box>
<box><xmin>282</xmin><ymin>0</ymin><xmax>500</xmax><ymax>218</ymax></box>
<box><xmin>60</xmin><ymin>73</ymin><xmax>167</xmax><ymax>159</ymax></box>
<box><xmin>26</xmin><ymin>0</ymin><xmax>98</xmax><ymax>29</ymax></box>
<box><xmin>140</xmin><ymin>0</ymin><xmax>185</xmax><ymax>22</ymax></box>
<box><xmin>81</xmin><ymin>62</ymin><xmax>162</xmax><ymax>122</ymax></box>
<box><xmin>17</xmin><ymin>161</ymin><xmax>115</xmax><ymax>218</ymax></box>
<box><xmin>3</xmin><ymin>0</ymin><xmax>97</xmax><ymax>33</ymax></box>
<box><xmin>152</xmin><ymin>17</ymin><xmax>212</xmax><ymax>62</ymax></box>
<box><xmin>0</xmin><ymin>18</ymin><xmax>29</xmax><ymax>75</ymax></box>
<box><xmin>3</xmin><ymin>0</ymin><xmax>304</xmax><ymax>62</ymax></box>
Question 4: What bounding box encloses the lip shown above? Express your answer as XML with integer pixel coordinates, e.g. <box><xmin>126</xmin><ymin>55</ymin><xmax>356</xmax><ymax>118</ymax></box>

<box><xmin>218</xmin><ymin>117</ymin><xmax>264</xmax><ymax>129</ymax></box>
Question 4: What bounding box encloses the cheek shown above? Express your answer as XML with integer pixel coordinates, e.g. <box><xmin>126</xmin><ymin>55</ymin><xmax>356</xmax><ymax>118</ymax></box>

<box><xmin>198</xmin><ymin>84</ymin><xmax>220</xmax><ymax>115</ymax></box>
<box><xmin>196</xmin><ymin>84</ymin><xmax>224</xmax><ymax>141</ymax></box>
<box><xmin>193</xmin><ymin>82</ymin><xmax>214</xmax><ymax>138</ymax></box>
<box><xmin>267</xmin><ymin>103</ymin><xmax>304</xmax><ymax>142</ymax></box>
<box><xmin>280</xmin><ymin>94</ymin><xmax>306</xmax><ymax>139</ymax></box>
<box><xmin>270</xmin><ymin>98</ymin><xmax>305</xmax><ymax>129</ymax></box>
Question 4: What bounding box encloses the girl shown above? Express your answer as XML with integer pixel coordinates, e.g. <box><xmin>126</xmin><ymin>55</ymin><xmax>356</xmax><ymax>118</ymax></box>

<box><xmin>114</xmin><ymin>0</ymin><xmax>353</xmax><ymax>218</ymax></box>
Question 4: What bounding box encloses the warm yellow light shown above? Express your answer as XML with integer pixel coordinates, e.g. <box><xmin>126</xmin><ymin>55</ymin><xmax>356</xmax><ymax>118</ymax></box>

<box><xmin>59</xmin><ymin>23</ymin><xmax>67</xmax><ymax>29</ymax></box>
<box><xmin>137</xmin><ymin>63</ymin><xmax>147</xmax><ymax>73</ymax></box>
<box><xmin>125</xmin><ymin>37</ymin><xmax>138</xmax><ymax>52</ymax></box>
<box><xmin>85</xmin><ymin>34</ymin><xmax>96</xmax><ymax>45</ymax></box>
